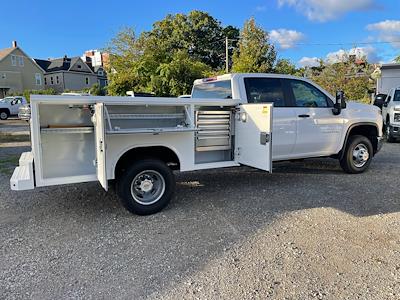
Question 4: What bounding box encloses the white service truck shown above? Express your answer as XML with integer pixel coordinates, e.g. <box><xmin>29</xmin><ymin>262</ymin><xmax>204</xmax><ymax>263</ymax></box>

<box><xmin>10</xmin><ymin>73</ymin><xmax>383</xmax><ymax>215</ymax></box>
<box><xmin>382</xmin><ymin>86</ymin><xmax>400</xmax><ymax>142</ymax></box>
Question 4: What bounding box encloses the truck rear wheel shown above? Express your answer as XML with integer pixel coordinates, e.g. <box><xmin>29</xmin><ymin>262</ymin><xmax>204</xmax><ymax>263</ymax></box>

<box><xmin>339</xmin><ymin>135</ymin><xmax>373</xmax><ymax>174</ymax></box>
<box><xmin>116</xmin><ymin>159</ymin><xmax>175</xmax><ymax>215</ymax></box>
<box><xmin>0</xmin><ymin>110</ymin><xmax>9</xmax><ymax>120</ymax></box>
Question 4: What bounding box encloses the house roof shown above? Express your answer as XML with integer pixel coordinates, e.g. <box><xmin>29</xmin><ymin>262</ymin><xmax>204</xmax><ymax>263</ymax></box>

<box><xmin>0</xmin><ymin>46</ymin><xmax>46</xmax><ymax>72</ymax></box>
<box><xmin>0</xmin><ymin>47</ymin><xmax>15</xmax><ymax>61</ymax></box>
<box><xmin>34</xmin><ymin>56</ymin><xmax>93</xmax><ymax>73</ymax></box>
<box><xmin>381</xmin><ymin>63</ymin><xmax>400</xmax><ymax>70</ymax></box>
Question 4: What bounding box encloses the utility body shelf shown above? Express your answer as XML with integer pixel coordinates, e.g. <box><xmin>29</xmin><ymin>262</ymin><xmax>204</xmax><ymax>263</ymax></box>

<box><xmin>40</xmin><ymin>126</ymin><xmax>94</xmax><ymax>134</ymax></box>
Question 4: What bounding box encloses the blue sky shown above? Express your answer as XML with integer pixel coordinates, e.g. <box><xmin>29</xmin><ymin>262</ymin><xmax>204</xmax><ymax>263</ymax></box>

<box><xmin>1</xmin><ymin>0</ymin><xmax>399</xmax><ymax>66</ymax></box>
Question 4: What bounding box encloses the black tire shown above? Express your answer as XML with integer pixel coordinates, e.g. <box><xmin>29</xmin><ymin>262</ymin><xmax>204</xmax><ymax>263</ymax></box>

<box><xmin>339</xmin><ymin>135</ymin><xmax>373</xmax><ymax>174</ymax></box>
<box><xmin>386</xmin><ymin>121</ymin><xmax>395</xmax><ymax>143</ymax></box>
<box><xmin>116</xmin><ymin>159</ymin><xmax>175</xmax><ymax>215</ymax></box>
<box><xmin>0</xmin><ymin>110</ymin><xmax>9</xmax><ymax>120</ymax></box>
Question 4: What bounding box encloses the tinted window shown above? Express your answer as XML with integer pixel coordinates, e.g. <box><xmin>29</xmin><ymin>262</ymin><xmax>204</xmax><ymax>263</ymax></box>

<box><xmin>192</xmin><ymin>80</ymin><xmax>232</xmax><ymax>99</ymax></box>
<box><xmin>289</xmin><ymin>80</ymin><xmax>328</xmax><ymax>108</ymax></box>
<box><xmin>394</xmin><ymin>90</ymin><xmax>400</xmax><ymax>102</ymax></box>
<box><xmin>244</xmin><ymin>78</ymin><xmax>285</xmax><ymax>107</ymax></box>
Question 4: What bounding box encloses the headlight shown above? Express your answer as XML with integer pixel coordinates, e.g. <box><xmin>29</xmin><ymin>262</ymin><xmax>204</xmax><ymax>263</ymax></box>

<box><xmin>394</xmin><ymin>106</ymin><xmax>400</xmax><ymax>111</ymax></box>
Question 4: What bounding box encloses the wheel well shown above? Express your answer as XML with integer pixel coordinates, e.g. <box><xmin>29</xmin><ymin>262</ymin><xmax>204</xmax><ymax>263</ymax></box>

<box><xmin>115</xmin><ymin>146</ymin><xmax>180</xmax><ymax>178</ymax></box>
<box><xmin>0</xmin><ymin>108</ymin><xmax>10</xmax><ymax>114</ymax></box>
<box><xmin>340</xmin><ymin>124</ymin><xmax>379</xmax><ymax>157</ymax></box>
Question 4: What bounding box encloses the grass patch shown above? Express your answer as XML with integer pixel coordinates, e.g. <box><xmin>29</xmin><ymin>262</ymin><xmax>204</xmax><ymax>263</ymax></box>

<box><xmin>0</xmin><ymin>155</ymin><xmax>20</xmax><ymax>175</ymax></box>
<box><xmin>0</xmin><ymin>132</ymin><xmax>30</xmax><ymax>143</ymax></box>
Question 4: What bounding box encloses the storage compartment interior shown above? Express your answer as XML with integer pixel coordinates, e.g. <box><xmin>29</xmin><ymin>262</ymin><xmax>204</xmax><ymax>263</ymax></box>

<box><xmin>38</xmin><ymin>104</ymin><xmax>96</xmax><ymax>179</ymax></box>
<box><xmin>194</xmin><ymin>107</ymin><xmax>234</xmax><ymax>164</ymax></box>
<box><xmin>104</xmin><ymin>105</ymin><xmax>194</xmax><ymax>134</ymax></box>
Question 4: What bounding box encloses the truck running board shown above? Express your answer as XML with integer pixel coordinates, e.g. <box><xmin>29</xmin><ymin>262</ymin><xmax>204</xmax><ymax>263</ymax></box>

<box><xmin>10</xmin><ymin>152</ymin><xmax>34</xmax><ymax>191</ymax></box>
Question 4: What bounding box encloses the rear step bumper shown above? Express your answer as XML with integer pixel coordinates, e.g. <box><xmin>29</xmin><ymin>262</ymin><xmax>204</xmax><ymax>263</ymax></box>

<box><xmin>10</xmin><ymin>151</ymin><xmax>34</xmax><ymax>191</ymax></box>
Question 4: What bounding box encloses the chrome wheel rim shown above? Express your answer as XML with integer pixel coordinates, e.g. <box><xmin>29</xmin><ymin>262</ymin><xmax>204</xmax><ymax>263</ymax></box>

<box><xmin>352</xmin><ymin>143</ymin><xmax>369</xmax><ymax>168</ymax></box>
<box><xmin>0</xmin><ymin>112</ymin><xmax>7</xmax><ymax>119</ymax></box>
<box><xmin>130</xmin><ymin>170</ymin><xmax>165</xmax><ymax>205</ymax></box>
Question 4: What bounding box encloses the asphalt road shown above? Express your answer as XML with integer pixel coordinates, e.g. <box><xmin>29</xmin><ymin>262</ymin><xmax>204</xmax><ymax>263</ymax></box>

<box><xmin>0</xmin><ymin>136</ymin><xmax>399</xmax><ymax>299</ymax></box>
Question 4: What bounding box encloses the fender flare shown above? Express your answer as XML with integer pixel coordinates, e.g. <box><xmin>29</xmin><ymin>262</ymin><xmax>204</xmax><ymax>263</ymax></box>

<box><xmin>338</xmin><ymin>122</ymin><xmax>379</xmax><ymax>159</ymax></box>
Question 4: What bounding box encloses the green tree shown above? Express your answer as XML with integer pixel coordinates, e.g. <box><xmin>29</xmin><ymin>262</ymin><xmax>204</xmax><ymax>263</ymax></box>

<box><xmin>310</xmin><ymin>57</ymin><xmax>373</xmax><ymax>102</ymax></box>
<box><xmin>232</xmin><ymin>18</ymin><xmax>277</xmax><ymax>73</ymax></box>
<box><xmin>106</xmin><ymin>11</ymin><xmax>239</xmax><ymax>96</ymax></box>
<box><xmin>89</xmin><ymin>83</ymin><xmax>106</xmax><ymax>96</ymax></box>
<box><xmin>274</xmin><ymin>58</ymin><xmax>297</xmax><ymax>75</ymax></box>
<box><xmin>395</xmin><ymin>55</ymin><xmax>400</xmax><ymax>63</ymax></box>
<box><xmin>151</xmin><ymin>51</ymin><xmax>211</xmax><ymax>96</ymax></box>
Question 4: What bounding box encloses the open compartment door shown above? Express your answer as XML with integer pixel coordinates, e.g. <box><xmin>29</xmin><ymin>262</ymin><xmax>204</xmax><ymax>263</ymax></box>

<box><xmin>94</xmin><ymin>103</ymin><xmax>108</xmax><ymax>191</ymax></box>
<box><xmin>235</xmin><ymin>103</ymin><xmax>273</xmax><ymax>172</ymax></box>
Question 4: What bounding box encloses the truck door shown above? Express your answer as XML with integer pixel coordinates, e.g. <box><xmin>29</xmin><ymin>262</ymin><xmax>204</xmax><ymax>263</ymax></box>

<box><xmin>94</xmin><ymin>103</ymin><xmax>108</xmax><ymax>191</ymax></box>
<box><xmin>235</xmin><ymin>103</ymin><xmax>273</xmax><ymax>172</ymax></box>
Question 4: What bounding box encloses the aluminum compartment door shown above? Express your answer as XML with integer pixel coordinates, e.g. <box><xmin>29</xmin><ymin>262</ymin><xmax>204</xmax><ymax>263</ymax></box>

<box><xmin>235</xmin><ymin>103</ymin><xmax>273</xmax><ymax>172</ymax></box>
<box><xmin>94</xmin><ymin>103</ymin><xmax>108</xmax><ymax>191</ymax></box>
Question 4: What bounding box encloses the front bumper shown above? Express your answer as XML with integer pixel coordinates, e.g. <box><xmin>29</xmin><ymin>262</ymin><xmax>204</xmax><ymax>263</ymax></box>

<box><xmin>389</xmin><ymin>125</ymin><xmax>400</xmax><ymax>137</ymax></box>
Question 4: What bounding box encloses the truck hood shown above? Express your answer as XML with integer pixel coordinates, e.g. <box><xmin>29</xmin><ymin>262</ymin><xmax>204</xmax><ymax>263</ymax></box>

<box><xmin>346</xmin><ymin>101</ymin><xmax>380</xmax><ymax>113</ymax></box>
<box><xmin>0</xmin><ymin>102</ymin><xmax>9</xmax><ymax>108</ymax></box>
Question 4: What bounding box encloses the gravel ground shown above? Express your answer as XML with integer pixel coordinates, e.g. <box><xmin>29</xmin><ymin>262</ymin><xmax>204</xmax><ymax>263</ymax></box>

<box><xmin>0</xmin><ymin>118</ymin><xmax>29</xmax><ymax>134</ymax></box>
<box><xmin>0</xmin><ymin>124</ymin><xmax>399</xmax><ymax>299</ymax></box>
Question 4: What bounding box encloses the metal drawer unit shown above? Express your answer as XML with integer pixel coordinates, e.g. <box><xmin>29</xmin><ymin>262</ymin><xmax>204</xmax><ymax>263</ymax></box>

<box><xmin>195</xmin><ymin>110</ymin><xmax>232</xmax><ymax>151</ymax></box>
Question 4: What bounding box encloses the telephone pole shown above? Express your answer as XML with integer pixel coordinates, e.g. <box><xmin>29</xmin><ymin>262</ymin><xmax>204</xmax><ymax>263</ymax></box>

<box><xmin>225</xmin><ymin>36</ymin><xmax>229</xmax><ymax>73</ymax></box>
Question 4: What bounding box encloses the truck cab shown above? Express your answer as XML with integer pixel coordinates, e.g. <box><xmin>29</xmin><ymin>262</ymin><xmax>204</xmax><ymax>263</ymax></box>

<box><xmin>192</xmin><ymin>73</ymin><xmax>383</xmax><ymax>169</ymax></box>
<box><xmin>382</xmin><ymin>87</ymin><xmax>400</xmax><ymax>142</ymax></box>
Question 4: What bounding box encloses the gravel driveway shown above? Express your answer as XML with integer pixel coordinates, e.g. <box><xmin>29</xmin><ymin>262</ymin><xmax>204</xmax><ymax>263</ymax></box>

<box><xmin>0</xmin><ymin>140</ymin><xmax>399</xmax><ymax>299</ymax></box>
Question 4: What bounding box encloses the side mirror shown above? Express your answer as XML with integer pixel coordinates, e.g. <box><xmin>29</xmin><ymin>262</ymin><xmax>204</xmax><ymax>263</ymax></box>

<box><xmin>333</xmin><ymin>90</ymin><xmax>346</xmax><ymax>115</ymax></box>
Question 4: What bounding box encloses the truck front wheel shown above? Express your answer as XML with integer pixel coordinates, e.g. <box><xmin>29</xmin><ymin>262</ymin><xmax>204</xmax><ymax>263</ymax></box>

<box><xmin>116</xmin><ymin>159</ymin><xmax>175</xmax><ymax>215</ymax></box>
<box><xmin>386</xmin><ymin>121</ymin><xmax>395</xmax><ymax>143</ymax></box>
<box><xmin>339</xmin><ymin>135</ymin><xmax>373</xmax><ymax>174</ymax></box>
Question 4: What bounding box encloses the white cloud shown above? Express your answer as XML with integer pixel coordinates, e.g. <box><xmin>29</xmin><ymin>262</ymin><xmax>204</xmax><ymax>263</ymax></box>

<box><xmin>366</xmin><ymin>20</ymin><xmax>400</xmax><ymax>48</ymax></box>
<box><xmin>325</xmin><ymin>46</ymin><xmax>380</xmax><ymax>63</ymax></box>
<box><xmin>298</xmin><ymin>56</ymin><xmax>320</xmax><ymax>67</ymax></box>
<box><xmin>298</xmin><ymin>46</ymin><xmax>381</xmax><ymax>68</ymax></box>
<box><xmin>270</xmin><ymin>29</ymin><xmax>305</xmax><ymax>49</ymax></box>
<box><xmin>278</xmin><ymin>0</ymin><xmax>375</xmax><ymax>22</ymax></box>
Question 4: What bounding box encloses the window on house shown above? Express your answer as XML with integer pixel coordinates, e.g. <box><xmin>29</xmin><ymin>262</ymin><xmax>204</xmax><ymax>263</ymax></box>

<box><xmin>85</xmin><ymin>77</ymin><xmax>89</xmax><ymax>85</ymax></box>
<box><xmin>18</xmin><ymin>56</ymin><xmax>24</xmax><ymax>67</ymax></box>
<box><xmin>44</xmin><ymin>77</ymin><xmax>47</xmax><ymax>85</ymax></box>
<box><xmin>77</xmin><ymin>65</ymin><xmax>82</xmax><ymax>69</ymax></box>
<box><xmin>11</xmin><ymin>55</ymin><xmax>17</xmax><ymax>66</ymax></box>
<box><xmin>56</xmin><ymin>76</ymin><xmax>59</xmax><ymax>84</ymax></box>
<box><xmin>98</xmin><ymin>70</ymin><xmax>103</xmax><ymax>76</ymax></box>
<box><xmin>35</xmin><ymin>73</ymin><xmax>42</xmax><ymax>85</ymax></box>
<box><xmin>1</xmin><ymin>73</ymin><xmax>6</xmax><ymax>79</ymax></box>
<box><xmin>51</xmin><ymin>77</ymin><xmax>54</xmax><ymax>85</ymax></box>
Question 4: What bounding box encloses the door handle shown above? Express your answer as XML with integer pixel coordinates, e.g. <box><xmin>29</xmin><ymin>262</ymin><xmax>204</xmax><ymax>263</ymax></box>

<box><xmin>298</xmin><ymin>114</ymin><xmax>310</xmax><ymax>118</ymax></box>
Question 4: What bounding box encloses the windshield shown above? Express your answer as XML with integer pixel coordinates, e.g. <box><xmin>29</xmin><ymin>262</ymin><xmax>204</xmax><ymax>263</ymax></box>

<box><xmin>394</xmin><ymin>90</ymin><xmax>400</xmax><ymax>102</ymax></box>
<box><xmin>192</xmin><ymin>80</ymin><xmax>232</xmax><ymax>99</ymax></box>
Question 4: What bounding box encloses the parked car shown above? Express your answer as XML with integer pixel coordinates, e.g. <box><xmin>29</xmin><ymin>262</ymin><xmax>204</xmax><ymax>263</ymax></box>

<box><xmin>0</xmin><ymin>96</ymin><xmax>28</xmax><ymax>120</ymax></box>
<box><xmin>382</xmin><ymin>87</ymin><xmax>400</xmax><ymax>142</ymax></box>
<box><xmin>373</xmin><ymin>93</ymin><xmax>387</xmax><ymax>109</ymax></box>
